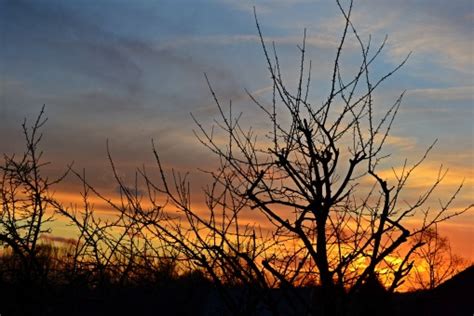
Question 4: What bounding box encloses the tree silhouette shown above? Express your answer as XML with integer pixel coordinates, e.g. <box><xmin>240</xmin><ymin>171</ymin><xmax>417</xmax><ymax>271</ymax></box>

<box><xmin>0</xmin><ymin>106</ymin><xmax>67</xmax><ymax>284</ymax></box>
<box><xmin>144</xmin><ymin>1</ymin><xmax>472</xmax><ymax>314</ymax></box>
<box><xmin>1</xmin><ymin>1</ymin><xmax>471</xmax><ymax>315</ymax></box>
<box><xmin>410</xmin><ymin>224</ymin><xmax>468</xmax><ymax>290</ymax></box>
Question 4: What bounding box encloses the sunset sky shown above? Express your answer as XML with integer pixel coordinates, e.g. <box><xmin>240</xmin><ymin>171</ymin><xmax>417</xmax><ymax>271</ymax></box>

<box><xmin>1</xmin><ymin>0</ymin><xmax>473</xmax><ymax>259</ymax></box>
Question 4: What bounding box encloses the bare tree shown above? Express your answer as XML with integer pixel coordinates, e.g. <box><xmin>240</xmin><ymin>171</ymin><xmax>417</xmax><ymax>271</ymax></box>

<box><xmin>54</xmin><ymin>159</ymin><xmax>181</xmax><ymax>288</ymax></box>
<box><xmin>410</xmin><ymin>224</ymin><xmax>469</xmax><ymax>290</ymax></box>
<box><xmin>144</xmin><ymin>1</ymin><xmax>472</xmax><ymax>314</ymax></box>
<box><xmin>0</xmin><ymin>106</ymin><xmax>67</xmax><ymax>283</ymax></box>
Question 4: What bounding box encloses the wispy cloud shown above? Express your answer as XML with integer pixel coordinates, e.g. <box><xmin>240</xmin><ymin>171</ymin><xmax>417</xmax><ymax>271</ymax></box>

<box><xmin>387</xmin><ymin>25</ymin><xmax>473</xmax><ymax>74</ymax></box>
<box><xmin>218</xmin><ymin>0</ymin><xmax>320</xmax><ymax>14</ymax></box>
<box><xmin>408</xmin><ymin>86</ymin><xmax>474</xmax><ymax>102</ymax></box>
<box><xmin>154</xmin><ymin>33</ymin><xmax>339</xmax><ymax>51</ymax></box>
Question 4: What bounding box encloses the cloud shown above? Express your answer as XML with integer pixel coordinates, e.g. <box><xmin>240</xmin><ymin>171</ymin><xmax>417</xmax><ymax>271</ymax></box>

<box><xmin>375</xmin><ymin>162</ymin><xmax>473</xmax><ymax>193</ymax></box>
<box><xmin>384</xmin><ymin>135</ymin><xmax>418</xmax><ymax>151</ymax></box>
<box><xmin>218</xmin><ymin>0</ymin><xmax>320</xmax><ymax>14</ymax></box>
<box><xmin>154</xmin><ymin>33</ymin><xmax>340</xmax><ymax>53</ymax></box>
<box><xmin>0</xmin><ymin>0</ymin><xmax>145</xmax><ymax>95</ymax></box>
<box><xmin>387</xmin><ymin>27</ymin><xmax>472</xmax><ymax>74</ymax></box>
<box><xmin>408</xmin><ymin>86</ymin><xmax>474</xmax><ymax>102</ymax></box>
<box><xmin>361</xmin><ymin>1</ymin><xmax>473</xmax><ymax>75</ymax></box>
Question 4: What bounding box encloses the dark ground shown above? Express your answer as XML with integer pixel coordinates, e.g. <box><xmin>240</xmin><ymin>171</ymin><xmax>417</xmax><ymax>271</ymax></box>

<box><xmin>1</xmin><ymin>266</ymin><xmax>472</xmax><ymax>316</ymax></box>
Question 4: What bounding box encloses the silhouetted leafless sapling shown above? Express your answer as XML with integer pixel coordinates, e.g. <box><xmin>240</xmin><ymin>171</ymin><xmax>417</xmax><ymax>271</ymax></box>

<box><xmin>410</xmin><ymin>224</ymin><xmax>469</xmax><ymax>290</ymax></box>
<box><xmin>142</xmin><ymin>1</ymin><xmax>472</xmax><ymax>314</ymax></box>
<box><xmin>0</xmin><ymin>106</ymin><xmax>67</xmax><ymax>284</ymax></box>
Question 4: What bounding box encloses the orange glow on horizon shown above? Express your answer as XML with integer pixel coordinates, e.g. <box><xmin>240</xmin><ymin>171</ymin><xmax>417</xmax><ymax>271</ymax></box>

<box><xmin>42</xmin><ymin>177</ymin><xmax>473</xmax><ymax>293</ymax></box>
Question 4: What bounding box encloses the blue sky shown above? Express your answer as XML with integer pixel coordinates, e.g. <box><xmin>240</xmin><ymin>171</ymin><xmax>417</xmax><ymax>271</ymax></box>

<box><xmin>1</xmin><ymin>0</ymin><xmax>473</xmax><ymax>253</ymax></box>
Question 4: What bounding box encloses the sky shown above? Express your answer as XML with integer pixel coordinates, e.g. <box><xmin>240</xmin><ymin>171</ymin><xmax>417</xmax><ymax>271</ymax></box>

<box><xmin>0</xmin><ymin>0</ymin><xmax>473</xmax><ymax>258</ymax></box>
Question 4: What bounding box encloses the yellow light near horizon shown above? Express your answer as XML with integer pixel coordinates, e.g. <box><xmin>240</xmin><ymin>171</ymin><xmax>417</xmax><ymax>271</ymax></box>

<box><xmin>38</xmin><ymin>170</ymin><xmax>473</xmax><ymax>293</ymax></box>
